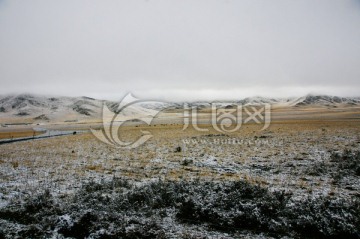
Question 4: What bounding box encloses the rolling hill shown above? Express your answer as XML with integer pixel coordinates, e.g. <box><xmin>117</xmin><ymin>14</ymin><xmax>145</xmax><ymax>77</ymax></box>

<box><xmin>0</xmin><ymin>93</ymin><xmax>359</xmax><ymax>123</ymax></box>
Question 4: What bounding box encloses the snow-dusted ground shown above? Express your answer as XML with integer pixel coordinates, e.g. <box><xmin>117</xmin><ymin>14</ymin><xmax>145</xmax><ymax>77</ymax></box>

<box><xmin>0</xmin><ymin>122</ymin><xmax>359</xmax><ymax>238</ymax></box>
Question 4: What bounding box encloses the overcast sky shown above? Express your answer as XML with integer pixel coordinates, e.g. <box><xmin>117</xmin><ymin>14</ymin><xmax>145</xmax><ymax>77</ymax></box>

<box><xmin>0</xmin><ymin>0</ymin><xmax>359</xmax><ymax>101</ymax></box>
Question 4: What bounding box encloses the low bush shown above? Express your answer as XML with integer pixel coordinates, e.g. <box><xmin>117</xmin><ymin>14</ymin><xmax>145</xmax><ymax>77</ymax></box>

<box><xmin>0</xmin><ymin>179</ymin><xmax>359</xmax><ymax>238</ymax></box>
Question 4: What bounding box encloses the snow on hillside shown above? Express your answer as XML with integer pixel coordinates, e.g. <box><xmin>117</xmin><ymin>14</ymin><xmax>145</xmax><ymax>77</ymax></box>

<box><xmin>0</xmin><ymin>94</ymin><xmax>108</xmax><ymax>121</ymax></box>
<box><xmin>295</xmin><ymin>94</ymin><xmax>360</xmax><ymax>106</ymax></box>
<box><xmin>0</xmin><ymin>94</ymin><xmax>359</xmax><ymax>121</ymax></box>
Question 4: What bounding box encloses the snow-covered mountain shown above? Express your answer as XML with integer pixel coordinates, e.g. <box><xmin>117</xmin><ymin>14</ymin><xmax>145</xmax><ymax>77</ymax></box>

<box><xmin>0</xmin><ymin>94</ymin><xmax>111</xmax><ymax>121</ymax></box>
<box><xmin>0</xmin><ymin>94</ymin><xmax>359</xmax><ymax>121</ymax></box>
<box><xmin>233</xmin><ymin>95</ymin><xmax>359</xmax><ymax>108</ymax></box>
<box><xmin>294</xmin><ymin>95</ymin><xmax>360</xmax><ymax>106</ymax></box>
<box><xmin>238</xmin><ymin>96</ymin><xmax>304</xmax><ymax>107</ymax></box>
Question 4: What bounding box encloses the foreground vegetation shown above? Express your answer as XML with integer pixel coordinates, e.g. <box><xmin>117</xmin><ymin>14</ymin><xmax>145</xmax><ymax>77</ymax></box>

<box><xmin>1</xmin><ymin>177</ymin><xmax>359</xmax><ymax>239</ymax></box>
<box><xmin>1</xmin><ymin>122</ymin><xmax>360</xmax><ymax>238</ymax></box>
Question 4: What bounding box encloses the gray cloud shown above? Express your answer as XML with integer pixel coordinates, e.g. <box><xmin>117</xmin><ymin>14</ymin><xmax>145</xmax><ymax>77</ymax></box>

<box><xmin>0</xmin><ymin>0</ymin><xmax>359</xmax><ymax>101</ymax></box>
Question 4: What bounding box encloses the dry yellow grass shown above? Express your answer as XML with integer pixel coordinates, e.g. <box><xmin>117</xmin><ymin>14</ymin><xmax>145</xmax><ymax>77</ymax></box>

<box><xmin>0</xmin><ymin>105</ymin><xmax>360</xmax><ymax>197</ymax></box>
<box><xmin>0</xmin><ymin>130</ymin><xmax>44</xmax><ymax>139</ymax></box>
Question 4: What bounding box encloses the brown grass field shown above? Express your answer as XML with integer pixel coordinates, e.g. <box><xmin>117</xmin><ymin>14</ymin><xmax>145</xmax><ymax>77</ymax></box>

<box><xmin>1</xmin><ymin>106</ymin><xmax>360</xmax><ymax>238</ymax></box>
<box><xmin>0</xmin><ymin>129</ymin><xmax>45</xmax><ymax>139</ymax></box>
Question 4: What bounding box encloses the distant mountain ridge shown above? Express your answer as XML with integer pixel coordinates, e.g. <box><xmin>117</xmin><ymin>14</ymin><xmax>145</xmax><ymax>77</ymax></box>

<box><xmin>0</xmin><ymin>94</ymin><xmax>113</xmax><ymax>121</ymax></box>
<box><xmin>0</xmin><ymin>94</ymin><xmax>359</xmax><ymax>120</ymax></box>
<box><xmin>296</xmin><ymin>95</ymin><xmax>360</xmax><ymax>106</ymax></box>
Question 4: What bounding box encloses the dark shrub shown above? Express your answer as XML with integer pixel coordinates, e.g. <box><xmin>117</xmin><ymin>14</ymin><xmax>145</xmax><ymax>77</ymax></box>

<box><xmin>0</xmin><ymin>179</ymin><xmax>359</xmax><ymax>238</ymax></box>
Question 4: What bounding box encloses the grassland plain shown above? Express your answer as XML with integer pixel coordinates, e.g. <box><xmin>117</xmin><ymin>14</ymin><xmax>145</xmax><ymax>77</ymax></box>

<box><xmin>0</xmin><ymin>118</ymin><xmax>360</xmax><ymax>238</ymax></box>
